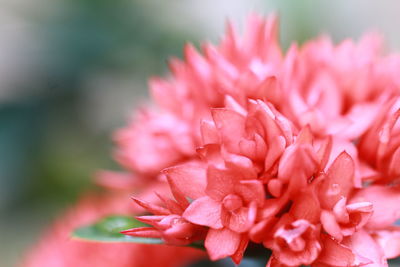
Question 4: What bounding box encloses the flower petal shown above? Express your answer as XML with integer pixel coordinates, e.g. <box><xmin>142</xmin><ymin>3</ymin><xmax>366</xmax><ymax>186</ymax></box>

<box><xmin>223</xmin><ymin>153</ymin><xmax>258</xmax><ymax>179</ymax></box>
<box><xmin>290</xmin><ymin>186</ymin><xmax>321</xmax><ymax>224</ymax></box>
<box><xmin>131</xmin><ymin>197</ymin><xmax>170</xmax><ymax>215</ymax></box>
<box><xmin>211</xmin><ymin>108</ymin><xmax>246</xmax><ymax>154</ymax></box>
<box><xmin>320</xmin><ymin>210</ymin><xmax>343</xmax><ymax>241</ymax></box>
<box><xmin>316</xmin><ymin>136</ymin><xmax>332</xmax><ymax>172</ymax></box>
<box><xmin>264</xmin><ymin>135</ymin><xmax>286</xmax><ymax>172</ymax></box>
<box><xmin>235</xmin><ymin>180</ymin><xmax>265</xmax><ymax>206</ymax></box>
<box><xmin>205</xmin><ymin>228</ymin><xmax>241</xmax><ymax>261</ymax></box>
<box><xmin>316</xmin><ymin>234</ymin><xmax>371</xmax><ymax>267</ymax></box>
<box><xmin>351</xmin><ymin>185</ymin><xmax>400</xmax><ymax>229</ymax></box>
<box><xmin>373</xmin><ymin>227</ymin><xmax>400</xmax><ymax>259</ymax></box>
<box><xmin>183</xmin><ymin>196</ymin><xmax>223</xmax><ymax>229</ymax></box>
<box><xmin>343</xmin><ymin>230</ymin><xmax>388</xmax><ymax>267</ymax></box>
<box><xmin>278</xmin><ymin>144</ymin><xmax>318</xmax><ymax>183</ymax></box>
<box><xmin>200</xmin><ymin>120</ymin><xmax>219</xmax><ymax>145</ymax></box>
<box><xmin>163</xmin><ymin>164</ymin><xmax>207</xmax><ymax>199</ymax></box>
<box><xmin>228</xmin><ymin>207</ymin><xmax>251</xmax><ymax>233</ymax></box>
<box><xmin>206</xmin><ymin>166</ymin><xmax>237</xmax><ymax>201</ymax></box>
<box><xmin>319</xmin><ymin>152</ymin><xmax>355</xmax><ymax>209</ymax></box>
<box><xmin>230</xmin><ymin>235</ymin><xmax>249</xmax><ymax>264</ymax></box>
<box><xmin>389</xmin><ymin>147</ymin><xmax>400</xmax><ymax>177</ymax></box>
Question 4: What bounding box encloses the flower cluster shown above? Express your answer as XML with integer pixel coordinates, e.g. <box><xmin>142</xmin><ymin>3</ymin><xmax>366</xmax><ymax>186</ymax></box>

<box><xmin>119</xmin><ymin>14</ymin><xmax>400</xmax><ymax>266</ymax></box>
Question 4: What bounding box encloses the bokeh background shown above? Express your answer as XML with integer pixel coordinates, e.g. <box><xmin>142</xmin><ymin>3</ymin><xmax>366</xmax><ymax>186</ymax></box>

<box><xmin>2</xmin><ymin>0</ymin><xmax>400</xmax><ymax>266</ymax></box>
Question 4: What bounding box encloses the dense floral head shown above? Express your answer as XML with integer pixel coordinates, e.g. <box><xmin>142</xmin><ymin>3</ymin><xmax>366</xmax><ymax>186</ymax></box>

<box><xmin>113</xmin><ymin>13</ymin><xmax>400</xmax><ymax>267</ymax></box>
<box><xmin>23</xmin><ymin>13</ymin><xmax>400</xmax><ymax>267</ymax></box>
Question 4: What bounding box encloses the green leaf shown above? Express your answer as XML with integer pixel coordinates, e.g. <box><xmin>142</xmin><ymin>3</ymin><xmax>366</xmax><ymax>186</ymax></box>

<box><xmin>72</xmin><ymin>215</ymin><xmax>206</xmax><ymax>250</ymax></box>
<box><xmin>72</xmin><ymin>215</ymin><xmax>163</xmax><ymax>244</ymax></box>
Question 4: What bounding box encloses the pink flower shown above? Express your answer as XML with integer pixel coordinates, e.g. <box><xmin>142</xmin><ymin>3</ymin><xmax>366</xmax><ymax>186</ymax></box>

<box><xmin>265</xmin><ymin>216</ymin><xmax>322</xmax><ymax>266</ymax></box>
<box><xmin>122</xmin><ymin>174</ymin><xmax>207</xmax><ymax>246</ymax></box>
<box><xmin>112</xmin><ymin>13</ymin><xmax>400</xmax><ymax>267</ymax></box>
<box><xmin>320</xmin><ymin>198</ymin><xmax>372</xmax><ymax>241</ymax></box>
<box><xmin>179</xmin><ymin>164</ymin><xmax>264</xmax><ymax>262</ymax></box>
<box><xmin>26</xmin><ymin>12</ymin><xmax>400</xmax><ymax>267</ymax></box>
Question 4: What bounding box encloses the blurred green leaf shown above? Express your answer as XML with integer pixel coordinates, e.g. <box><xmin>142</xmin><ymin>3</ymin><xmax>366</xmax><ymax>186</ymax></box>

<box><xmin>72</xmin><ymin>215</ymin><xmax>206</xmax><ymax>250</ymax></box>
<box><xmin>72</xmin><ymin>215</ymin><xmax>163</xmax><ymax>244</ymax></box>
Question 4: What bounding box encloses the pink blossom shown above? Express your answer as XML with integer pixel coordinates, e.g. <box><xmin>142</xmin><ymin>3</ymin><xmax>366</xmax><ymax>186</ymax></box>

<box><xmin>264</xmin><ymin>216</ymin><xmax>322</xmax><ymax>266</ymax></box>
<box><xmin>115</xmin><ymin>14</ymin><xmax>400</xmax><ymax>266</ymax></box>
<box><xmin>24</xmin><ymin>12</ymin><xmax>400</xmax><ymax>267</ymax></box>
<box><xmin>122</xmin><ymin>171</ymin><xmax>207</xmax><ymax>246</ymax></box>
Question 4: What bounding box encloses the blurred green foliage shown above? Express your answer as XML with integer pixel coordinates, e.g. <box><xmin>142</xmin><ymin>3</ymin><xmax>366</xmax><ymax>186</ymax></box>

<box><xmin>0</xmin><ymin>0</ymin><xmax>199</xmax><ymax>214</ymax></box>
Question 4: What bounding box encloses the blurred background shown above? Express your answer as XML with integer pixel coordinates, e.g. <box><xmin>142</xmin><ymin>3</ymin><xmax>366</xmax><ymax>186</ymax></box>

<box><xmin>1</xmin><ymin>0</ymin><xmax>400</xmax><ymax>266</ymax></box>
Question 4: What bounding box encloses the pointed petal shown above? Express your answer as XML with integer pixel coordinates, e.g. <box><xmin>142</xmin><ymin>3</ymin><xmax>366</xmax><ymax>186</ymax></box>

<box><xmin>268</xmin><ymin>179</ymin><xmax>283</xmax><ymax>198</ymax></box>
<box><xmin>200</xmin><ymin>120</ymin><xmax>219</xmax><ymax>145</ymax></box>
<box><xmin>211</xmin><ymin>108</ymin><xmax>246</xmax><ymax>154</ymax></box>
<box><xmin>295</xmin><ymin>125</ymin><xmax>314</xmax><ymax>145</ymax></box>
<box><xmin>131</xmin><ymin>197</ymin><xmax>170</xmax><ymax>215</ymax></box>
<box><xmin>319</xmin><ymin>152</ymin><xmax>355</xmax><ymax>209</ymax></box>
<box><xmin>184</xmin><ymin>43</ymin><xmax>211</xmax><ymax>81</ymax></box>
<box><xmin>183</xmin><ymin>196</ymin><xmax>223</xmax><ymax>229</ymax></box>
<box><xmin>316</xmin><ymin>234</ymin><xmax>371</xmax><ymax>267</ymax></box>
<box><xmin>166</xmin><ymin>177</ymin><xmax>190</xmax><ymax>209</ymax></box>
<box><xmin>373</xmin><ymin>228</ymin><xmax>400</xmax><ymax>259</ymax></box>
<box><xmin>196</xmin><ymin>144</ymin><xmax>225</xmax><ymax>168</ymax></box>
<box><xmin>317</xmin><ymin>136</ymin><xmax>332</xmax><ymax>172</ymax></box>
<box><xmin>121</xmin><ymin>227</ymin><xmax>163</xmax><ymax>238</ymax></box>
<box><xmin>135</xmin><ymin>215</ymin><xmax>164</xmax><ymax>226</ymax></box>
<box><xmin>155</xmin><ymin>193</ymin><xmax>184</xmax><ymax>215</ymax></box>
<box><xmin>235</xmin><ymin>180</ymin><xmax>265</xmax><ymax>206</ymax></box>
<box><xmin>290</xmin><ymin>187</ymin><xmax>321</xmax><ymax>224</ymax></box>
<box><xmin>231</xmin><ymin>235</ymin><xmax>249</xmax><ymax>265</ymax></box>
<box><xmin>264</xmin><ymin>136</ymin><xmax>286</xmax><ymax>172</ymax></box>
<box><xmin>163</xmin><ymin>164</ymin><xmax>207</xmax><ymax>199</ymax></box>
<box><xmin>223</xmin><ymin>153</ymin><xmax>258</xmax><ymax>179</ymax></box>
<box><xmin>279</xmin><ymin>144</ymin><xmax>318</xmax><ymax>195</ymax></box>
<box><xmin>224</xmin><ymin>95</ymin><xmax>247</xmax><ymax>116</ymax></box>
<box><xmin>205</xmin><ymin>228</ymin><xmax>241</xmax><ymax>261</ymax></box>
<box><xmin>261</xmin><ymin>76</ymin><xmax>281</xmax><ymax>105</ymax></box>
<box><xmin>206</xmin><ymin>166</ymin><xmax>237</xmax><ymax>201</ymax></box>
<box><xmin>278</xmin><ymin>144</ymin><xmax>318</xmax><ymax>184</ymax></box>
<box><xmin>343</xmin><ymin>230</ymin><xmax>388</xmax><ymax>267</ymax></box>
